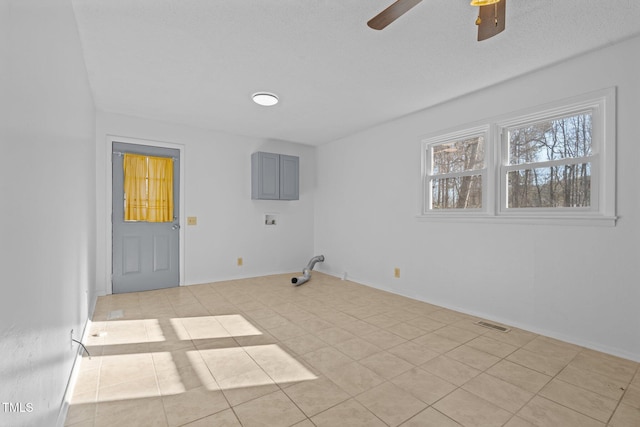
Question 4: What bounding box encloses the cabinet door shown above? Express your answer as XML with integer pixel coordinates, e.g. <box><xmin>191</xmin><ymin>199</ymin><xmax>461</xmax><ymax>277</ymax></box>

<box><xmin>279</xmin><ymin>154</ymin><xmax>299</xmax><ymax>200</ymax></box>
<box><xmin>252</xmin><ymin>152</ymin><xmax>280</xmax><ymax>200</ymax></box>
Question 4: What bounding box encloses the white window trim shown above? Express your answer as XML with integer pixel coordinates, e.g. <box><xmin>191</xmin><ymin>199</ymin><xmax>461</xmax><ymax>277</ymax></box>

<box><xmin>418</xmin><ymin>88</ymin><xmax>617</xmax><ymax>226</ymax></box>
<box><xmin>421</xmin><ymin>125</ymin><xmax>491</xmax><ymax>216</ymax></box>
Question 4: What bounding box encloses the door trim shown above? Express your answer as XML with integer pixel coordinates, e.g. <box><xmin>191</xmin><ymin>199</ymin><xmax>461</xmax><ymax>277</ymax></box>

<box><xmin>104</xmin><ymin>134</ymin><xmax>185</xmax><ymax>295</ymax></box>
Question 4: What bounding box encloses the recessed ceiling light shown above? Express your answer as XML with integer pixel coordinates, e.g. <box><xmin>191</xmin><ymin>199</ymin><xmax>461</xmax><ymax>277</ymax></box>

<box><xmin>252</xmin><ymin>92</ymin><xmax>279</xmax><ymax>107</ymax></box>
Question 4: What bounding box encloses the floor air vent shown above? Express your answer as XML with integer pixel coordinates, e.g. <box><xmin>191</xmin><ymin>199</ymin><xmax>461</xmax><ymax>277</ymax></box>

<box><xmin>475</xmin><ymin>321</ymin><xmax>510</xmax><ymax>332</ymax></box>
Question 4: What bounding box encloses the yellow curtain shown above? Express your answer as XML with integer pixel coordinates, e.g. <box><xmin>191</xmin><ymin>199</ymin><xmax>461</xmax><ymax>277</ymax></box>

<box><xmin>123</xmin><ymin>153</ymin><xmax>173</xmax><ymax>222</ymax></box>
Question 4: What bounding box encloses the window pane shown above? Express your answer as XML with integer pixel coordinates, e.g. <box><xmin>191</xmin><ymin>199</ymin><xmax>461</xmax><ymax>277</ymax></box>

<box><xmin>507</xmin><ymin>163</ymin><xmax>591</xmax><ymax>208</ymax></box>
<box><xmin>431</xmin><ymin>175</ymin><xmax>482</xmax><ymax>209</ymax></box>
<box><xmin>508</xmin><ymin>113</ymin><xmax>592</xmax><ymax>165</ymax></box>
<box><xmin>432</xmin><ymin>136</ymin><xmax>485</xmax><ymax>174</ymax></box>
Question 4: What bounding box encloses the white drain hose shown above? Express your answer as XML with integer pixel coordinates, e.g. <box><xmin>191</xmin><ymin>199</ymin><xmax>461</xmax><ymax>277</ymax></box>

<box><xmin>291</xmin><ymin>255</ymin><xmax>325</xmax><ymax>286</ymax></box>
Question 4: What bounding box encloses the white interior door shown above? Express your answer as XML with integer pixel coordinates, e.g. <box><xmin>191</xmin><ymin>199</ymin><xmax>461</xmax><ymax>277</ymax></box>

<box><xmin>112</xmin><ymin>142</ymin><xmax>180</xmax><ymax>293</ymax></box>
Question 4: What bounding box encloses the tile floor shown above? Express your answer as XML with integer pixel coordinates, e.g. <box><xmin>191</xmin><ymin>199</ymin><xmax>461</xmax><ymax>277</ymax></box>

<box><xmin>65</xmin><ymin>273</ymin><xmax>640</xmax><ymax>427</ymax></box>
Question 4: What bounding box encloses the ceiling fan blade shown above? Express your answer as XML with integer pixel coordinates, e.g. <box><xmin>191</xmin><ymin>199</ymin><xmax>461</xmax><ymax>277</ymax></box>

<box><xmin>477</xmin><ymin>0</ymin><xmax>506</xmax><ymax>41</ymax></box>
<box><xmin>367</xmin><ymin>0</ymin><xmax>423</xmax><ymax>30</ymax></box>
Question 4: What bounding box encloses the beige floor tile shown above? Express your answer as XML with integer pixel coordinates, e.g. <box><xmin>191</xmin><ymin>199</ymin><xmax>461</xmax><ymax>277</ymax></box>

<box><xmin>609</xmin><ymin>403</ymin><xmax>640</xmax><ymax>427</ymax></box>
<box><xmin>483</xmin><ymin>328</ymin><xmax>537</xmax><ymax>348</ymax></box>
<box><xmin>315</xmin><ymin>326</ymin><xmax>356</xmax><ymax>345</ymax></box>
<box><xmin>390</xmin><ymin>367</ymin><xmax>457</xmax><ymax>404</ymax></box>
<box><xmin>98</xmin><ymin>374</ymin><xmax>160</xmax><ymax>402</ymax></box>
<box><xmin>179</xmin><ymin>315</ymin><xmax>230</xmax><ymax>340</ymax></box>
<box><xmin>243</xmin><ymin>307</ymin><xmax>278</xmax><ymax>320</ymax></box>
<box><xmin>243</xmin><ymin>344</ymin><xmax>318</xmax><ymax>385</ymax></box>
<box><xmin>570</xmin><ymin>351</ymin><xmax>638</xmax><ymax>383</ymax></box>
<box><xmin>466</xmin><ymin>335</ymin><xmax>518</xmax><ymax>358</ymax></box>
<box><xmin>356</xmin><ymin>382</ymin><xmax>428</xmax><ymax>426</ymax></box>
<box><xmin>387</xmin><ymin>340</ymin><xmax>439</xmax><ymax>366</ymax></box>
<box><xmin>421</xmin><ymin>355</ymin><xmax>481</xmax><ymax>386</ymax></box>
<box><xmin>522</xmin><ymin>336</ymin><xmax>581</xmax><ymax>363</ymax></box>
<box><xmin>412</xmin><ymin>332</ymin><xmax>461</xmax><ymax>353</ymax></box>
<box><xmin>538</xmin><ymin>378</ymin><xmax>618</xmax><ymax>422</ymax></box>
<box><xmin>199</xmin><ymin>347</ymin><xmax>260</xmax><ymax>383</ymax></box>
<box><xmin>359</xmin><ymin>351</ymin><xmax>414</xmax><ymax>379</ymax></box>
<box><xmin>94</xmin><ymin>397</ymin><xmax>168</xmax><ymax>427</ymax></box>
<box><xmin>399</xmin><ymin>408</ymin><xmax>462</xmax><ymax>426</ymax></box>
<box><xmin>233</xmin><ymin>390</ymin><xmax>306</xmax><ymax>427</ymax></box>
<box><xmin>517</xmin><ymin>396</ymin><xmax>604</xmax><ymax>427</ymax></box>
<box><xmin>445</xmin><ymin>344</ymin><xmax>501</xmax><ymax>371</ymax></box>
<box><xmin>282</xmin><ymin>333</ymin><xmax>328</xmax><ymax>355</ymax></box>
<box><xmin>334</xmin><ymin>337</ymin><xmax>382</xmax><ymax>360</ymax></box>
<box><xmin>404</xmin><ymin>316</ymin><xmax>446</xmax><ymax>332</ymax></box>
<box><xmin>77</xmin><ymin>275</ymin><xmax>640</xmax><ymax>427</ymax></box>
<box><xmin>383</xmin><ymin>309</ymin><xmax>421</xmax><ymax>322</ymax></box>
<box><xmin>233</xmin><ymin>331</ymin><xmax>279</xmax><ymax>347</ymax></box>
<box><xmin>100</xmin><ymin>342</ymin><xmax>151</xmax><ymax>356</ymax></box>
<box><xmin>506</xmin><ymin>348</ymin><xmax>568</xmax><ymax>376</ymax></box>
<box><xmin>99</xmin><ymin>353</ymin><xmax>156</xmax><ymax>388</ymax></box>
<box><xmin>556</xmin><ymin>364</ymin><xmax>626</xmax><ymax>400</ymax></box>
<box><xmin>311</xmin><ymin>398</ymin><xmax>386</xmax><ymax>427</ymax></box>
<box><xmin>267</xmin><ymin>322</ymin><xmax>307</xmax><ymax>341</ymax></box>
<box><xmin>301</xmin><ymin>346</ymin><xmax>353</xmax><ymax>374</ymax></box>
<box><xmin>621</xmin><ymin>384</ymin><xmax>640</xmax><ymax>409</ymax></box>
<box><xmin>340</xmin><ymin>319</ymin><xmax>380</xmax><ymax>336</ymax></box>
<box><xmin>361</xmin><ymin>329</ymin><xmax>407</xmax><ymax>349</ymax></box>
<box><xmin>427</xmin><ymin>309</ymin><xmax>466</xmax><ymax>324</ymax></box>
<box><xmin>161</xmin><ymin>386</ymin><xmax>229</xmax><ymax>427</ymax></box>
<box><xmin>433</xmin><ymin>388</ymin><xmax>512</xmax><ymax>427</ymax></box>
<box><xmin>462</xmin><ymin>373</ymin><xmax>534</xmax><ymax>413</ymax></box>
<box><xmin>324</xmin><ymin>361</ymin><xmax>385</xmax><ymax>396</ymax></box>
<box><xmin>71</xmin><ymin>367</ymin><xmax>99</xmax><ymax>402</ymax></box>
<box><xmin>254</xmin><ymin>314</ymin><xmax>290</xmax><ymax>329</ymax></box>
<box><xmin>291</xmin><ymin>420</ymin><xmax>315</xmax><ymax>427</ymax></box>
<box><xmin>215</xmin><ymin>313</ymin><xmax>263</xmax><ymax>337</ymax></box>
<box><xmin>283</xmin><ymin>376</ymin><xmax>350</xmax><ymax>417</ymax></box>
<box><xmin>385</xmin><ymin>322</ymin><xmax>428</xmax><ymax>340</ymax></box>
<box><xmin>502</xmin><ymin>416</ymin><xmax>537</xmax><ymax>427</ymax></box>
<box><xmin>365</xmin><ymin>313</ymin><xmax>403</xmax><ymax>328</ymax></box>
<box><xmin>486</xmin><ymin>360</ymin><xmax>552</xmax><ymax>394</ymax></box>
<box><xmin>296</xmin><ymin>316</ymin><xmax>334</xmax><ymax>333</ymax></box>
<box><xmin>64</xmin><ymin>402</ymin><xmax>96</xmax><ymax>426</ymax></box>
<box><xmin>433</xmin><ymin>325</ymin><xmax>479</xmax><ymax>344</ymax></box>
<box><xmin>221</xmin><ymin>383</ymin><xmax>281</xmax><ymax>407</ymax></box>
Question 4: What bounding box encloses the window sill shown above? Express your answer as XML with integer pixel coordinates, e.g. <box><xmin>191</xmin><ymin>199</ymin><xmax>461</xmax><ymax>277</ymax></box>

<box><xmin>416</xmin><ymin>214</ymin><xmax>617</xmax><ymax>227</ymax></box>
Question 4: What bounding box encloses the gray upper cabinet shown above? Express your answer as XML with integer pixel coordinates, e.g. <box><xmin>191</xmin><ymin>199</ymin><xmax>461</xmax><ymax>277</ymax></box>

<box><xmin>251</xmin><ymin>151</ymin><xmax>299</xmax><ymax>200</ymax></box>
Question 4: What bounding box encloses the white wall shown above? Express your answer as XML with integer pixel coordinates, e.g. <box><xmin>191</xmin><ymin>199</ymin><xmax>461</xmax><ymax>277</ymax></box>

<box><xmin>95</xmin><ymin>112</ymin><xmax>315</xmax><ymax>295</ymax></box>
<box><xmin>0</xmin><ymin>1</ymin><xmax>96</xmax><ymax>426</ymax></box>
<box><xmin>315</xmin><ymin>35</ymin><xmax>640</xmax><ymax>361</ymax></box>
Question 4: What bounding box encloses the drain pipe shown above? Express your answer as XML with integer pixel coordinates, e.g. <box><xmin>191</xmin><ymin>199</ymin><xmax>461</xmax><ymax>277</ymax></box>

<box><xmin>292</xmin><ymin>255</ymin><xmax>325</xmax><ymax>286</ymax></box>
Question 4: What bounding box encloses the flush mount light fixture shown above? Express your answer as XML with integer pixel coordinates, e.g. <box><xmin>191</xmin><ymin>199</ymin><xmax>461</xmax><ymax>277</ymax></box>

<box><xmin>470</xmin><ymin>0</ymin><xmax>500</xmax><ymax>6</ymax></box>
<box><xmin>252</xmin><ymin>92</ymin><xmax>279</xmax><ymax>107</ymax></box>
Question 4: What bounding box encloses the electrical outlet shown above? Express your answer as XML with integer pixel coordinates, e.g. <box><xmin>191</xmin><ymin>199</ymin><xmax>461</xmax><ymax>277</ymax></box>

<box><xmin>237</xmin><ymin>257</ymin><xmax>243</xmax><ymax>266</ymax></box>
<box><xmin>187</xmin><ymin>216</ymin><xmax>197</xmax><ymax>226</ymax></box>
<box><xmin>394</xmin><ymin>268</ymin><xmax>400</xmax><ymax>278</ymax></box>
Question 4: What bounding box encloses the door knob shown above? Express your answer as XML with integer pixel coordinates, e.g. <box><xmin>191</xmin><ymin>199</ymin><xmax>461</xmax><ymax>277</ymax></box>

<box><xmin>171</xmin><ymin>224</ymin><xmax>180</xmax><ymax>230</ymax></box>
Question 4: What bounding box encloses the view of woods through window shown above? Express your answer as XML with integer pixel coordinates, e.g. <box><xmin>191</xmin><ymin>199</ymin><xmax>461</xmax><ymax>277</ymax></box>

<box><xmin>506</xmin><ymin>113</ymin><xmax>592</xmax><ymax>208</ymax></box>
<box><xmin>422</xmin><ymin>90</ymin><xmax>612</xmax><ymax>222</ymax></box>
<box><xmin>430</xmin><ymin>136</ymin><xmax>485</xmax><ymax>209</ymax></box>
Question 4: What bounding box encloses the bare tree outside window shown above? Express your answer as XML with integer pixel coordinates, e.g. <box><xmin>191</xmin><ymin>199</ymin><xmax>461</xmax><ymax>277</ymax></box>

<box><xmin>430</xmin><ymin>136</ymin><xmax>484</xmax><ymax>209</ymax></box>
<box><xmin>507</xmin><ymin>113</ymin><xmax>592</xmax><ymax>208</ymax></box>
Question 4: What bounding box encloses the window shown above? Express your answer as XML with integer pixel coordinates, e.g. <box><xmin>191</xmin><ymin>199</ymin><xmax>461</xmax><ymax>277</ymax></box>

<box><xmin>502</xmin><ymin>112</ymin><xmax>593</xmax><ymax>211</ymax></box>
<box><xmin>423</xmin><ymin>126</ymin><xmax>489</xmax><ymax>213</ymax></box>
<box><xmin>421</xmin><ymin>88</ymin><xmax>616</xmax><ymax>225</ymax></box>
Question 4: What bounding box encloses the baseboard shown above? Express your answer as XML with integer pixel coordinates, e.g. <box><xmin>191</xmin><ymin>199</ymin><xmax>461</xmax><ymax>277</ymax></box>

<box><xmin>55</xmin><ymin>313</ymin><xmax>94</xmax><ymax>427</ymax></box>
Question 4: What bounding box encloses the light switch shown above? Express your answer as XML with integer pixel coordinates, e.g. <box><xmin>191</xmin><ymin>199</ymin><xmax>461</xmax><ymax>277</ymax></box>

<box><xmin>187</xmin><ymin>216</ymin><xmax>197</xmax><ymax>226</ymax></box>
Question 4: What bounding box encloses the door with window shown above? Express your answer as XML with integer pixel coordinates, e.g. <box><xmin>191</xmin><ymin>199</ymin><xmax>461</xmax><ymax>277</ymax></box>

<box><xmin>112</xmin><ymin>142</ymin><xmax>180</xmax><ymax>293</ymax></box>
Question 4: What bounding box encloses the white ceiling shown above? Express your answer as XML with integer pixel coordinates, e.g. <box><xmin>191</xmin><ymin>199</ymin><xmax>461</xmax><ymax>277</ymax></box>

<box><xmin>71</xmin><ymin>0</ymin><xmax>640</xmax><ymax>146</ymax></box>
